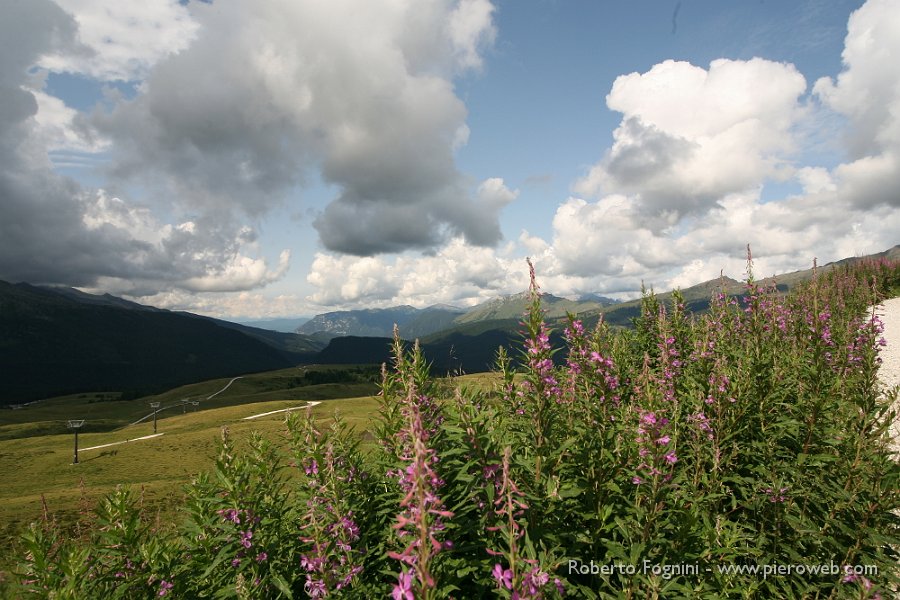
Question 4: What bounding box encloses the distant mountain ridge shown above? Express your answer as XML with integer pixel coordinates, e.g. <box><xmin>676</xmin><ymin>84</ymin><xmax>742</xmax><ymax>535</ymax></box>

<box><xmin>0</xmin><ymin>282</ymin><xmax>324</xmax><ymax>404</ymax></box>
<box><xmin>455</xmin><ymin>292</ymin><xmax>619</xmax><ymax>324</ymax></box>
<box><xmin>297</xmin><ymin>304</ymin><xmax>465</xmax><ymax>339</ymax></box>
<box><xmin>235</xmin><ymin>317</ymin><xmax>311</xmax><ymax>333</ymax></box>
<box><xmin>304</xmin><ymin>244</ymin><xmax>900</xmax><ymax>371</ymax></box>
<box><xmin>299</xmin><ymin>245</ymin><xmax>900</xmax><ymax>341</ymax></box>
<box><xmin>2</xmin><ymin>244</ymin><xmax>896</xmax><ymax>404</ymax></box>
<box><xmin>297</xmin><ymin>292</ymin><xmax>620</xmax><ymax>338</ymax></box>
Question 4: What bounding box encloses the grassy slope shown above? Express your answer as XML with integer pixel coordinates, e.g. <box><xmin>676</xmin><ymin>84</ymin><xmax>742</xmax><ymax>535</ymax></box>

<box><xmin>0</xmin><ymin>281</ymin><xmax>325</xmax><ymax>405</ymax></box>
<box><xmin>0</xmin><ymin>366</ymin><xmax>377</xmax><ymax>438</ymax></box>
<box><xmin>0</xmin><ymin>369</ymin><xmax>498</xmax><ymax>579</ymax></box>
<box><xmin>0</xmin><ymin>397</ymin><xmax>378</xmax><ymax>538</ymax></box>
<box><xmin>0</xmin><ymin>366</ymin><xmax>379</xmax><ymax>555</ymax></box>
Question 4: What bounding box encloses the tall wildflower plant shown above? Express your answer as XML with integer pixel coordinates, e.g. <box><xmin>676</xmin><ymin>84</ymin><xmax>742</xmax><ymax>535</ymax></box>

<box><xmin>439</xmin><ymin>387</ymin><xmax>506</xmax><ymax>584</ymax></box>
<box><xmin>520</xmin><ymin>258</ymin><xmax>562</xmax><ymax>486</ymax></box>
<box><xmin>177</xmin><ymin>427</ymin><xmax>297</xmax><ymax>598</ymax></box>
<box><xmin>487</xmin><ymin>447</ymin><xmax>565</xmax><ymax>600</ymax></box>
<box><xmin>507</xmin><ymin>260</ymin><xmax>581</xmax><ymax>583</ymax></box>
<box><xmin>370</xmin><ymin>328</ymin><xmax>459</xmax><ymax>598</ymax></box>
<box><xmin>16</xmin><ymin>487</ymin><xmax>180</xmax><ymax>599</ymax></box>
<box><xmin>287</xmin><ymin>409</ymin><xmax>369</xmax><ymax>598</ymax></box>
<box><xmin>388</xmin><ymin>392</ymin><xmax>454</xmax><ymax>600</ymax></box>
<box><xmin>553</xmin><ymin>313</ymin><xmax>633</xmax><ymax>591</ymax></box>
<box><xmin>374</xmin><ymin>328</ymin><xmax>440</xmax><ymax>458</ymax></box>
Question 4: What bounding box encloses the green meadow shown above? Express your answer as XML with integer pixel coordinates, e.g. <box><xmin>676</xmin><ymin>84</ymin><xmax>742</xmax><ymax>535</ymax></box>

<box><xmin>0</xmin><ymin>363</ymin><xmax>502</xmax><ymax>590</ymax></box>
<box><xmin>0</xmin><ymin>366</ymin><xmax>389</xmax><ymax>574</ymax></box>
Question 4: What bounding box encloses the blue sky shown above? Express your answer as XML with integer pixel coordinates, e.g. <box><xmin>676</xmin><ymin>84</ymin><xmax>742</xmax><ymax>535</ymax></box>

<box><xmin>1</xmin><ymin>0</ymin><xmax>898</xmax><ymax>318</ymax></box>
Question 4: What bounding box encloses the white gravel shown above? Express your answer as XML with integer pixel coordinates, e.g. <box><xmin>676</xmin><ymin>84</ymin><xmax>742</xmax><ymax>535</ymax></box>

<box><xmin>874</xmin><ymin>297</ymin><xmax>900</xmax><ymax>455</ymax></box>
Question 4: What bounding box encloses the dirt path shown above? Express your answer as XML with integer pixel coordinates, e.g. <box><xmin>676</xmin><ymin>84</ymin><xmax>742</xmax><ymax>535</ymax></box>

<box><xmin>81</xmin><ymin>433</ymin><xmax>165</xmax><ymax>452</ymax></box>
<box><xmin>874</xmin><ymin>297</ymin><xmax>900</xmax><ymax>455</ymax></box>
<box><xmin>81</xmin><ymin>401</ymin><xmax>321</xmax><ymax>454</ymax></box>
<box><xmin>206</xmin><ymin>376</ymin><xmax>243</xmax><ymax>400</ymax></box>
<box><xmin>242</xmin><ymin>401</ymin><xmax>321</xmax><ymax>421</ymax></box>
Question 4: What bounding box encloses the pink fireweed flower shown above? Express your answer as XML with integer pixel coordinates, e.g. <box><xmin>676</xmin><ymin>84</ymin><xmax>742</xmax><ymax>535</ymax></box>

<box><xmin>300</xmin><ymin>552</ymin><xmax>325</xmax><ymax>572</ymax></box>
<box><xmin>562</xmin><ymin>314</ymin><xmax>621</xmax><ymax>405</ymax></box>
<box><xmin>765</xmin><ymin>487</ymin><xmax>789</xmax><ymax>503</ymax></box>
<box><xmin>565</xmin><ymin>319</ymin><xmax>585</xmax><ymax>338</ymax></box>
<box><xmin>493</xmin><ymin>564</ymin><xmax>513</xmax><ymax>590</ymax></box>
<box><xmin>389</xmin><ymin>393</ymin><xmax>453</xmax><ymax>596</ymax></box>
<box><xmin>524</xmin><ymin>326</ymin><xmax>561</xmax><ymax>401</ymax></box>
<box><xmin>702</xmin><ymin>362</ymin><xmax>735</xmax><ymax>406</ymax></box>
<box><xmin>554</xmin><ymin>578</ymin><xmax>565</xmax><ymax>595</ymax></box>
<box><xmin>653</xmin><ymin>315</ymin><xmax>681</xmax><ymax>405</ymax></box>
<box><xmin>297</xmin><ymin>432</ymin><xmax>366</xmax><ymax>597</ymax></box>
<box><xmin>634</xmin><ymin>407</ymin><xmax>677</xmax><ymax>485</ymax></box>
<box><xmin>305</xmin><ymin>578</ymin><xmax>327</xmax><ymax>599</ymax></box>
<box><xmin>525</xmin><ymin>324</ymin><xmax>552</xmax><ymax>355</ymax></box>
<box><xmin>841</xmin><ymin>566</ymin><xmax>873</xmax><ymax>589</ymax></box>
<box><xmin>217</xmin><ymin>508</ymin><xmax>241</xmax><ymax>524</ymax></box>
<box><xmin>535</xmin><ymin>358</ymin><xmax>553</xmax><ymax>372</ymax></box>
<box><xmin>239</xmin><ymin>529</ymin><xmax>253</xmax><ymax>548</ymax></box>
<box><xmin>524</xmin><ymin>567</ymin><xmax>550</xmax><ymax>596</ymax></box>
<box><xmin>845</xmin><ymin>313</ymin><xmax>886</xmax><ymax>371</ymax></box>
<box><xmin>587</xmin><ymin>351</ymin><xmax>620</xmax><ymax>395</ymax></box>
<box><xmin>688</xmin><ymin>412</ymin><xmax>715</xmax><ymax>441</ymax></box>
<box><xmin>392</xmin><ymin>569</ymin><xmax>414</xmax><ymax>600</ymax></box>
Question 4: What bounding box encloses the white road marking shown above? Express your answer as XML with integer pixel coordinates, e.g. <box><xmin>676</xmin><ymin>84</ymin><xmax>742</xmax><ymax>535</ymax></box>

<box><xmin>207</xmin><ymin>376</ymin><xmax>244</xmax><ymax>400</ymax></box>
<box><xmin>242</xmin><ymin>401</ymin><xmax>321</xmax><ymax>420</ymax></box>
<box><xmin>78</xmin><ymin>399</ymin><xmax>321</xmax><ymax>454</ymax></box>
<box><xmin>81</xmin><ymin>433</ymin><xmax>165</xmax><ymax>452</ymax></box>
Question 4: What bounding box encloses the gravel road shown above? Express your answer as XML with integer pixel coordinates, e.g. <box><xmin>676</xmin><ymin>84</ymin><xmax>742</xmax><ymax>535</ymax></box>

<box><xmin>875</xmin><ymin>297</ymin><xmax>900</xmax><ymax>455</ymax></box>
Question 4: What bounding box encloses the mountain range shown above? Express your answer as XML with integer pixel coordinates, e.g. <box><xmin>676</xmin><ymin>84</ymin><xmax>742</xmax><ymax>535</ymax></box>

<box><xmin>1</xmin><ymin>244</ymin><xmax>897</xmax><ymax>405</ymax></box>
<box><xmin>235</xmin><ymin>317</ymin><xmax>312</xmax><ymax>333</ymax></box>
<box><xmin>0</xmin><ymin>281</ymin><xmax>323</xmax><ymax>405</ymax></box>
<box><xmin>297</xmin><ymin>304</ymin><xmax>466</xmax><ymax>339</ymax></box>
<box><xmin>297</xmin><ymin>292</ymin><xmax>620</xmax><ymax>339</ymax></box>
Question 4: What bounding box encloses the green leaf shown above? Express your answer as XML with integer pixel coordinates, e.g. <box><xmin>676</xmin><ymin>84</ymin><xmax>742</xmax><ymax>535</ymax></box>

<box><xmin>270</xmin><ymin>572</ymin><xmax>293</xmax><ymax>599</ymax></box>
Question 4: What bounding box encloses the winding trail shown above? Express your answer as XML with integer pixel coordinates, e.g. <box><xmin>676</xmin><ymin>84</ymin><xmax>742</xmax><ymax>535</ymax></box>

<box><xmin>81</xmin><ymin>395</ymin><xmax>321</xmax><ymax>454</ymax></box>
<box><xmin>206</xmin><ymin>376</ymin><xmax>243</xmax><ymax>400</ymax></box>
<box><xmin>242</xmin><ymin>401</ymin><xmax>321</xmax><ymax>420</ymax></box>
<box><xmin>129</xmin><ymin>376</ymin><xmax>246</xmax><ymax>428</ymax></box>
<box><xmin>81</xmin><ymin>433</ymin><xmax>165</xmax><ymax>452</ymax></box>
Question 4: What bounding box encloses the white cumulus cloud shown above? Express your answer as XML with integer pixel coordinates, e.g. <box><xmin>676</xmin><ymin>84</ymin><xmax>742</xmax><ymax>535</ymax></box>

<box><xmin>576</xmin><ymin>58</ymin><xmax>807</xmax><ymax>227</ymax></box>
<box><xmin>92</xmin><ymin>0</ymin><xmax>505</xmax><ymax>256</ymax></box>
<box><xmin>40</xmin><ymin>0</ymin><xmax>199</xmax><ymax>81</ymax></box>
<box><xmin>306</xmin><ymin>236</ymin><xmax>528</xmax><ymax>309</ymax></box>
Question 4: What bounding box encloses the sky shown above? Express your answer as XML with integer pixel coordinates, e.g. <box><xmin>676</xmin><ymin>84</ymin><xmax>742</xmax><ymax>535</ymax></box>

<box><xmin>1</xmin><ymin>0</ymin><xmax>899</xmax><ymax>319</ymax></box>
